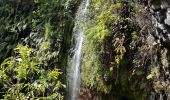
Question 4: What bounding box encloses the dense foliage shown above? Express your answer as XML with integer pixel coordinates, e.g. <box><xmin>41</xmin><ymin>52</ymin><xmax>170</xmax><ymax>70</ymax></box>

<box><xmin>0</xmin><ymin>0</ymin><xmax>80</xmax><ymax>99</ymax></box>
<box><xmin>81</xmin><ymin>0</ymin><xmax>159</xmax><ymax>99</ymax></box>
<box><xmin>0</xmin><ymin>44</ymin><xmax>63</xmax><ymax>99</ymax></box>
<box><xmin>0</xmin><ymin>0</ymin><xmax>170</xmax><ymax>99</ymax></box>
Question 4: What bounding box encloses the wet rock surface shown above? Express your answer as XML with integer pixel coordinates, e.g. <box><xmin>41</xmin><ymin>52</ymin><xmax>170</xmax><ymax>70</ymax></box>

<box><xmin>148</xmin><ymin>0</ymin><xmax>170</xmax><ymax>45</ymax></box>
<box><xmin>143</xmin><ymin>0</ymin><xmax>170</xmax><ymax>99</ymax></box>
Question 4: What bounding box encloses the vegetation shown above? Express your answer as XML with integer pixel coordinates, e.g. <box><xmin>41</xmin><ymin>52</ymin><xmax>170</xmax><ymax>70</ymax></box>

<box><xmin>0</xmin><ymin>44</ymin><xmax>63</xmax><ymax>99</ymax></box>
<box><xmin>81</xmin><ymin>0</ymin><xmax>160</xmax><ymax>99</ymax></box>
<box><xmin>0</xmin><ymin>0</ymin><xmax>169</xmax><ymax>99</ymax></box>
<box><xmin>0</xmin><ymin>0</ymin><xmax>80</xmax><ymax>99</ymax></box>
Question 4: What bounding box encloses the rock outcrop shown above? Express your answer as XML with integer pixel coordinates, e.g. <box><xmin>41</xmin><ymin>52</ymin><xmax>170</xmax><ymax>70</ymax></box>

<box><xmin>144</xmin><ymin>0</ymin><xmax>170</xmax><ymax>99</ymax></box>
<box><xmin>148</xmin><ymin>0</ymin><xmax>170</xmax><ymax>46</ymax></box>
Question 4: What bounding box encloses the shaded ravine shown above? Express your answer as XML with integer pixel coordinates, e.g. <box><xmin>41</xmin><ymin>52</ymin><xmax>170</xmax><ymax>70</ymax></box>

<box><xmin>68</xmin><ymin>0</ymin><xmax>89</xmax><ymax>100</ymax></box>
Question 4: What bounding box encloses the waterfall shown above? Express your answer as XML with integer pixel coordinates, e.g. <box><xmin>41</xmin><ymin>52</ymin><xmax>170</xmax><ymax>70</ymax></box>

<box><xmin>68</xmin><ymin>0</ymin><xmax>89</xmax><ymax>100</ymax></box>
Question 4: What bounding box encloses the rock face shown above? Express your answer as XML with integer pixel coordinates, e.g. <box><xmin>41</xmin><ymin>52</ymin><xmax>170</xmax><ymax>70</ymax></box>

<box><xmin>145</xmin><ymin>0</ymin><xmax>170</xmax><ymax>99</ymax></box>
<box><xmin>148</xmin><ymin>0</ymin><xmax>170</xmax><ymax>45</ymax></box>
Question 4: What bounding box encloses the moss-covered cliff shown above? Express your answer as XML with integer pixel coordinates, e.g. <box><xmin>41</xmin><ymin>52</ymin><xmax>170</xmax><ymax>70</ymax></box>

<box><xmin>80</xmin><ymin>0</ymin><xmax>170</xmax><ymax>99</ymax></box>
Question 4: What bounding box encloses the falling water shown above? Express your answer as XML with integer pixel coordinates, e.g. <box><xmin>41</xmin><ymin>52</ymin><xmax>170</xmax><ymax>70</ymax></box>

<box><xmin>68</xmin><ymin>0</ymin><xmax>89</xmax><ymax>100</ymax></box>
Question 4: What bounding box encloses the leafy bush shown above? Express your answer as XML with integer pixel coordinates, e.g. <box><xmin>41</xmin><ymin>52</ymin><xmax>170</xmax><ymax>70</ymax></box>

<box><xmin>0</xmin><ymin>44</ymin><xmax>63</xmax><ymax>99</ymax></box>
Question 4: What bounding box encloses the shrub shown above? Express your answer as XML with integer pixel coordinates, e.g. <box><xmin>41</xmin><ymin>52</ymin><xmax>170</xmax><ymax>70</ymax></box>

<box><xmin>0</xmin><ymin>44</ymin><xmax>63</xmax><ymax>99</ymax></box>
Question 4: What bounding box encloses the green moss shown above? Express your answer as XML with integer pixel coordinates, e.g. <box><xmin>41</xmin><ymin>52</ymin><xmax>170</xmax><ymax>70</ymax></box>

<box><xmin>81</xmin><ymin>1</ymin><xmax>151</xmax><ymax>99</ymax></box>
<box><xmin>81</xmin><ymin>0</ymin><xmax>123</xmax><ymax>94</ymax></box>
<box><xmin>131</xmin><ymin>31</ymin><xmax>138</xmax><ymax>41</ymax></box>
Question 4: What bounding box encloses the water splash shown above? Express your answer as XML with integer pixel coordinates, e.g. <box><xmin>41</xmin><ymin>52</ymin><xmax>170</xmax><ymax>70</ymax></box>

<box><xmin>68</xmin><ymin>0</ymin><xmax>89</xmax><ymax>100</ymax></box>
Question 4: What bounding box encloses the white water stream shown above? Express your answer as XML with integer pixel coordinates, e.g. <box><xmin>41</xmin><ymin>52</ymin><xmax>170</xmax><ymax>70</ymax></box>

<box><xmin>68</xmin><ymin>0</ymin><xmax>89</xmax><ymax>100</ymax></box>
